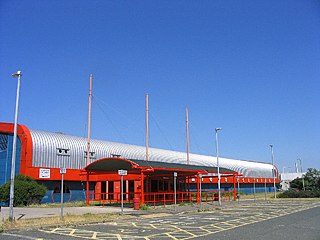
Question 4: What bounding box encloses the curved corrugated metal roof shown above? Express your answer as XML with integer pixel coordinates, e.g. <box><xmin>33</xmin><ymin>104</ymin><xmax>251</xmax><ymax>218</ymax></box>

<box><xmin>30</xmin><ymin>129</ymin><xmax>274</xmax><ymax>178</ymax></box>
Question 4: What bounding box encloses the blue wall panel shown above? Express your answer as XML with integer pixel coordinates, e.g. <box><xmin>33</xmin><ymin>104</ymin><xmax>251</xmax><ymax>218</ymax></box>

<box><xmin>0</xmin><ymin>133</ymin><xmax>21</xmax><ymax>185</ymax></box>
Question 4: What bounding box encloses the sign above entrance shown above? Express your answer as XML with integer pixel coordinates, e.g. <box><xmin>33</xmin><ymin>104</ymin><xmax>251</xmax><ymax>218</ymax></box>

<box><xmin>118</xmin><ymin>169</ymin><xmax>128</xmax><ymax>176</ymax></box>
<box><xmin>39</xmin><ymin>168</ymin><xmax>50</xmax><ymax>178</ymax></box>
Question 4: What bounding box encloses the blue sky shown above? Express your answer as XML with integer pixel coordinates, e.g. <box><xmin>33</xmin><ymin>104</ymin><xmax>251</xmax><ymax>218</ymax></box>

<box><xmin>1</xmin><ymin>0</ymin><xmax>320</xmax><ymax>172</ymax></box>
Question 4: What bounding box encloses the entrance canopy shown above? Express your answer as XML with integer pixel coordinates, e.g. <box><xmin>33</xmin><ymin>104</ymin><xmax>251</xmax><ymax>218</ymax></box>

<box><xmin>83</xmin><ymin>157</ymin><xmax>238</xmax><ymax>205</ymax></box>
<box><xmin>84</xmin><ymin>157</ymin><xmax>235</xmax><ymax>175</ymax></box>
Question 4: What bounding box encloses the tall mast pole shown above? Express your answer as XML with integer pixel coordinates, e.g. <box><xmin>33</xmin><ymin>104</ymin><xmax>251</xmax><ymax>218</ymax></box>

<box><xmin>269</xmin><ymin>144</ymin><xmax>276</xmax><ymax>199</ymax></box>
<box><xmin>145</xmin><ymin>93</ymin><xmax>149</xmax><ymax>161</ymax></box>
<box><xmin>86</xmin><ymin>74</ymin><xmax>93</xmax><ymax>166</ymax></box>
<box><xmin>186</xmin><ymin>106</ymin><xmax>190</xmax><ymax>165</ymax></box>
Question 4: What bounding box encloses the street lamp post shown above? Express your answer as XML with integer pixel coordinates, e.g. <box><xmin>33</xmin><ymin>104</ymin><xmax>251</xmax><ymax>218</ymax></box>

<box><xmin>253</xmin><ymin>178</ymin><xmax>256</xmax><ymax>202</ymax></box>
<box><xmin>269</xmin><ymin>144</ymin><xmax>276</xmax><ymax>199</ymax></box>
<box><xmin>237</xmin><ymin>176</ymin><xmax>240</xmax><ymax>203</ymax></box>
<box><xmin>264</xmin><ymin>178</ymin><xmax>267</xmax><ymax>201</ymax></box>
<box><xmin>173</xmin><ymin>172</ymin><xmax>177</xmax><ymax>212</ymax></box>
<box><xmin>199</xmin><ymin>174</ymin><xmax>202</xmax><ymax>210</ymax></box>
<box><xmin>9</xmin><ymin>70</ymin><xmax>22</xmax><ymax>222</ymax></box>
<box><xmin>297</xmin><ymin>158</ymin><xmax>305</xmax><ymax>191</ymax></box>
<box><xmin>215</xmin><ymin>128</ymin><xmax>222</xmax><ymax>206</ymax></box>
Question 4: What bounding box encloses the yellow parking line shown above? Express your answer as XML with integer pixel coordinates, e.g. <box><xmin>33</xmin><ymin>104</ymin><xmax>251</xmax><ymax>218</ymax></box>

<box><xmin>199</xmin><ymin>226</ymin><xmax>214</xmax><ymax>233</ymax></box>
<box><xmin>116</xmin><ymin>234</ymin><xmax>122</xmax><ymax>240</ymax></box>
<box><xmin>92</xmin><ymin>232</ymin><xmax>97</xmax><ymax>239</ymax></box>
<box><xmin>166</xmin><ymin>233</ymin><xmax>179</xmax><ymax>240</ymax></box>
<box><xmin>37</xmin><ymin>202</ymin><xmax>320</xmax><ymax>240</ymax></box>
<box><xmin>142</xmin><ymin>213</ymin><xmax>172</xmax><ymax>219</ymax></box>
<box><xmin>207</xmin><ymin>224</ymin><xmax>225</xmax><ymax>230</ymax></box>
<box><xmin>219</xmin><ymin>222</ymin><xmax>238</xmax><ymax>227</ymax></box>
<box><xmin>149</xmin><ymin>224</ymin><xmax>157</xmax><ymax>229</ymax></box>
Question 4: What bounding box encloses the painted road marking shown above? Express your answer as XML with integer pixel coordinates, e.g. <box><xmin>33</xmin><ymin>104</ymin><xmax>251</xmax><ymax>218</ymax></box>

<box><xmin>36</xmin><ymin>201</ymin><xmax>320</xmax><ymax>240</ymax></box>
<box><xmin>142</xmin><ymin>213</ymin><xmax>173</xmax><ymax>219</ymax></box>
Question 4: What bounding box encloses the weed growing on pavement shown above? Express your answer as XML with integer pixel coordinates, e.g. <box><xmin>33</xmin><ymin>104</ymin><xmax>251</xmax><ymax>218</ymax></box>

<box><xmin>27</xmin><ymin>201</ymin><xmax>91</xmax><ymax>208</ymax></box>
<box><xmin>0</xmin><ymin>213</ymin><xmax>125</xmax><ymax>231</ymax></box>
<box><xmin>140</xmin><ymin>204</ymin><xmax>150</xmax><ymax>210</ymax></box>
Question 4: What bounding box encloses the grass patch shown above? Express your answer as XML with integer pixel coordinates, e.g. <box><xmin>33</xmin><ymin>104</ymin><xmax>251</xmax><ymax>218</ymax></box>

<box><xmin>27</xmin><ymin>201</ymin><xmax>89</xmax><ymax>208</ymax></box>
<box><xmin>27</xmin><ymin>201</ymin><xmax>126</xmax><ymax>208</ymax></box>
<box><xmin>140</xmin><ymin>204</ymin><xmax>150</xmax><ymax>210</ymax></box>
<box><xmin>0</xmin><ymin>213</ymin><xmax>126</xmax><ymax>231</ymax></box>
<box><xmin>237</xmin><ymin>192</ymin><xmax>276</xmax><ymax>200</ymax></box>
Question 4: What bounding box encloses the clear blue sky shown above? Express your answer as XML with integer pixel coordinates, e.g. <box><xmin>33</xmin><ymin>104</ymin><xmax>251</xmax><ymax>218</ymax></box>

<box><xmin>1</xmin><ymin>1</ymin><xmax>320</xmax><ymax>172</ymax></box>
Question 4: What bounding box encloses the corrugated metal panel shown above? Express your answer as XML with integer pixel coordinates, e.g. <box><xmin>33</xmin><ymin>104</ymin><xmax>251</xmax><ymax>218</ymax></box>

<box><xmin>30</xmin><ymin>130</ymin><xmax>274</xmax><ymax>178</ymax></box>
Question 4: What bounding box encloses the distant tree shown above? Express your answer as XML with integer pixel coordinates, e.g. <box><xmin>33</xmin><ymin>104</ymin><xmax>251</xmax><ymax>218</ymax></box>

<box><xmin>290</xmin><ymin>178</ymin><xmax>304</xmax><ymax>190</ymax></box>
<box><xmin>0</xmin><ymin>175</ymin><xmax>47</xmax><ymax>206</ymax></box>
<box><xmin>290</xmin><ymin>168</ymin><xmax>320</xmax><ymax>191</ymax></box>
<box><xmin>304</xmin><ymin>168</ymin><xmax>320</xmax><ymax>190</ymax></box>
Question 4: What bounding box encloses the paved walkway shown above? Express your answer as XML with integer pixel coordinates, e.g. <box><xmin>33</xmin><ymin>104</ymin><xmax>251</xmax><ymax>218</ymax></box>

<box><xmin>0</xmin><ymin>206</ymin><xmax>135</xmax><ymax>220</ymax></box>
<box><xmin>0</xmin><ymin>199</ymin><xmax>271</xmax><ymax>221</ymax></box>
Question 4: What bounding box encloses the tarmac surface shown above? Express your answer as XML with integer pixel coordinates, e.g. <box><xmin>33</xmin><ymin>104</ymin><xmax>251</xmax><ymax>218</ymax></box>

<box><xmin>1</xmin><ymin>199</ymin><xmax>320</xmax><ymax>239</ymax></box>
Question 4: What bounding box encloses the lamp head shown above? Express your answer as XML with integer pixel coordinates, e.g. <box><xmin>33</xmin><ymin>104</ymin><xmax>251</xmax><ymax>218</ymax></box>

<box><xmin>12</xmin><ymin>71</ymin><xmax>22</xmax><ymax>78</ymax></box>
<box><xmin>269</xmin><ymin>144</ymin><xmax>273</xmax><ymax>148</ymax></box>
<box><xmin>215</xmin><ymin>128</ymin><xmax>222</xmax><ymax>132</ymax></box>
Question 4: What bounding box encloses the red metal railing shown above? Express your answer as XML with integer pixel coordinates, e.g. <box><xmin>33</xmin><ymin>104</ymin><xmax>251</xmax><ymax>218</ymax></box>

<box><xmin>88</xmin><ymin>190</ymin><xmax>234</xmax><ymax>207</ymax></box>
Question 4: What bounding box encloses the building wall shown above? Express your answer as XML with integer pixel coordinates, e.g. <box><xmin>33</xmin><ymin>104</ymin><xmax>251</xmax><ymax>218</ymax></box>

<box><xmin>0</xmin><ymin>122</ymin><xmax>279</xmax><ymax>204</ymax></box>
<box><xmin>29</xmin><ymin>129</ymin><xmax>276</xmax><ymax>178</ymax></box>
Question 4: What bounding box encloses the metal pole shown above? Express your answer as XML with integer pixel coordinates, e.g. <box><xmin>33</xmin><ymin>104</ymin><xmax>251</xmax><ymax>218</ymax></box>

<box><xmin>264</xmin><ymin>178</ymin><xmax>267</xmax><ymax>201</ymax></box>
<box><xmin>121</xmin><ymin>175</ymin><xmax>124</xmax><ymax>215</ymax></box>
<box><xmin>60</xmin><ymin>171</ymin><xmax>64</xmax><ymax>220</ymax></box>
<box><xmin>9</xmin><ymin>71</ymin><xmax>22</xmax><ymax>222</ymax></box>
<box><xmin>186</xmin><ymin>107</ymin><xmax>190</xmax><ymax>165</ymax></box>
<box><xmin>297</xmin><ymin>159</ymin><xmax>305</xmax><ymax>191</ymax></box>
<box><xmin>174</xmin><ymin>172</ymin><xmax>177</xmax><ymax>212</ymax></box>
<box><xmin>269</xmin><ymin>144</ymin><xmax>276</xmax><ymax>199</ymax></box>
<box><xmin>295</xmin><ymin>162</ymin><xmax>299</xmax><ymax>173</ymax></box>
<box><xmin>215</xmin><ymin>128</ymin><xmax>222</xmax><ymax>206</ymax></box>
<box><xmin>253</xmin><ymin>178</ymin><xmax>256</xmax><ymax>202</ymax></box>
<box><xmin>86</xmin><ymin>74</ymin><xmax>93</xmax><ymax>166</ymax></box>
<box><xmin>199</xmin><ymin>174</ymin><xmax>202</xmax><ymax>210</ymax></box>
<box><xmin>145</xmin><ymin>93</ymin><xmax>149</xmax><ymax>161</ymax></box>
<box><xmin>237</xmin><ymin>176</ymin><xmax>240</xmax><ymax>203</ymax></box>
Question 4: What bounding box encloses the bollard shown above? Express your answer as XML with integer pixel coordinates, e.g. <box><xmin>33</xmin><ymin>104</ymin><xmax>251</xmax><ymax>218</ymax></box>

<box><xmin>133</xmin><ymin>198</ymin><xmax>140</xmax><ymax>210</ymax></box>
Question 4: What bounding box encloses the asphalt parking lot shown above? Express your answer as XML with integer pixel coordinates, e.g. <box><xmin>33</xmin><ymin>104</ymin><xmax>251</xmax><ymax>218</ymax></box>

<box><xmin>1</xmin><ymin>200</ymin><xmax>320</xmax><ymax>240</ymax></box>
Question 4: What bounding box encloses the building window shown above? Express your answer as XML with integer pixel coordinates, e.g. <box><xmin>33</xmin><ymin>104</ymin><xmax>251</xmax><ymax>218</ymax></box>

<box><xmin>56</xmin><ymin>148</ymin><xmax>70</xmax><ymax>156</ymax></box>
<box><xmin>53</xmin><ymin>184</ymin><xmax>70</xmax><ymax>194</ymax></box>
<box><xmin>84</xmin><ymin>151</ymin><xmax>96</xmax><ymax>160</ymax></box>
<box><xmin>0</xmin><ymin>134</ymin><xmax>8</xmax><ymax>151</ymax></box>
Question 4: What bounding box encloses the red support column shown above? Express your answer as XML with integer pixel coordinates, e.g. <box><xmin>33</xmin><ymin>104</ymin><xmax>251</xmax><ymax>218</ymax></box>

<box><xmin>114</xmin><ymin>181</ymin><xmax>121</xmax><ymax>202</ymax></box>
<box><xmin>233</xmin><ymin>174</ymin><xmax>237</xmax><ymax>201</ymax></box>
<box><xmin>126</xmin><ymin>180</ymin><xmax>129</xmax><ymax>201</ymax></box>
<box><xmin>187</xmin><ymin>176</ymin><xmax>191</xmax><ymax>201</ymax></box>
<box><xmin>145</xmin><ymin>176</ymin><xmax>149</xmax><ymax>202</ymax></box>
<box><xmin>86</xmin><ymin>172</ymin><xmax>90</xmax><ymax>206</ymax></box>
<box><xmin>106</xmin><ymin>181</ymin><xmax>109</xmax><ymax>200</ymax></box>
<box><xmin>141</xmin><ymin>172</ymin><xmax>145</xmax><ymax>204</ymax></box>
<box><xmin>95</xmin><ymin>181</ymin><xmax>102</xmax><ymax>201</ymax></box>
